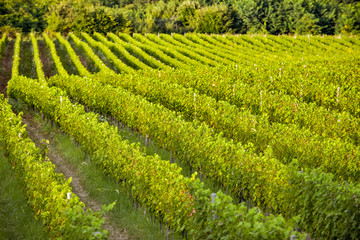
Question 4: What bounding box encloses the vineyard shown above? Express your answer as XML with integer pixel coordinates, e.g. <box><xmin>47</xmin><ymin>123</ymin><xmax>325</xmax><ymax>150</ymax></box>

<box><xmin>0</xmin><ymin>32</ymin><xmax>360</xmax><ymax>239</ymax></box>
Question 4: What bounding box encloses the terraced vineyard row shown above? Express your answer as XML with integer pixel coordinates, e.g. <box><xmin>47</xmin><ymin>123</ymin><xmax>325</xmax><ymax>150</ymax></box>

<box><xmin>0</xmin><ymin>88</ymin><xmax>108</xmax><ymax>239</ymax></box>
<box><xmin>2</xmin><ymin>32</ymin><xmax>360</xmax><ymax>239</ymax></box>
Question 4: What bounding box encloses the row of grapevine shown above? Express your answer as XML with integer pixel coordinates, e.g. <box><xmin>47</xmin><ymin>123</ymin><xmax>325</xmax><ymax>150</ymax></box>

<box><xmin>0</xmin><ymin>94</ymin><xmax>108</xmax><ymax>239</ymax></box>
<box><xmin>227</xmin><ymin>35</ymin><xmax>318</xmax><ymax>61</ymax></box>
<box><xmin>93</xmin><ymin>32</ymin><xmax>151</xmax><ymax>70</ymax></box>
<box><xmin>88</xmin><ymin>70</ymin><xmax>359</xmax><ymax>182</ymax></box>
<box><xmin>90</xmin><ymin>31</ymin><xmax>200</xmax><ymax>70</ymax></box>
<box><xmin>204</xmin><ymin>33</ymin><xmax>312</xmax><ymax>61</ymax></box>
<box><xmin>106</xmin><ymin>33</ymin><xmax>170</xmax><ymax>70</ymax></box>
<box><xmin>224</xmin><ymin>35</ymin><xmax>286</xmax><ymax>58</ymax></box>
<box><xmin>47</xmin><ymin>73</ymin><xmax>288</xmax><ymax>210</ymax></box>
<box><xmin>288</xmin><ymin>35</ymin><xmax>341</xmax><ymax>55</ymax></box>
<box><xmin>45</xmin><ymin>72</ymin><xmax>360</xmax><ymax>239</ymax></box>
<box><xmin>273</xmin><ymin>35</ymin><xmax>317</xmax><ymax>54</ymax></box>
<box><xmin>313</xmin><ymin>36</ymin><xmax>353</xmax><ymax>52</ymax></box>
<box><xmin>11</xmin><ymin>33</ymin><xmax>21</xmax><ymax>79</ymax></box>
<box><xmin>197</xmin><ymin>34</ymin><xmax>360</xmax><ymax>64</ymax></box>
<box><xmin>139</xmin><ymin>66</ymin><xmax>360</xmax><ymax>145</ymax></box>
<box><xmin>271</xmin><ymin>34</ymin><xmax>356</xmax><ymax>57</ymax></box>
<box><xmin>68</xmin><ymin>33</ymin><xmax>110</xmax><ymax>73</ymax></box>
<box><xmin>8</xmin><ymin>32</ymin><xmax>360</xmax><ymax>239</ymax></box>
<box><xmin>252</xmin><ymin>35</ymin><xmax>312</xmax><ymax>60</ymax></box>
<box><xmin>142</xmin><ymin>34</ymin><xmax>227</xmax><ymax>66</ymax></box>
<box><xmin>43</xmin><ymin>33</ymin><xmax>68</xmax><ymax>77</ymax></box>
<box><xmin>191</xmin><ymin>33</ymin><xmax>264</xmax><ymax>63</ymax></box>
<box><xmin>55</xmin><ymin>33</ymin><xmax>91</xmax><ymax>77</ymax></box>
<box><xmin>168</xmin><ymin>33</ymin><xmax>243</xmax><ymax>65</ymax></box>
<box><xmin>207</xmin><ymin>34</ymin><xmax>289</xmax><ymax>63</ymax></box>
<box><xmin>202</xmin><ymin>34</ymin><xmax>257</xmax><ymax>54</ymax></box>
<box><xmin>30</xmin><ymin>33</ymin><xmax>46</xmax><ymax>82</ymax></box>
<box><xmin>14</xmin><ymin>33</ymin><xmax>358</xmax><ymax>150</ymax></box>
<box><xmin>141</xmin><ymin>34</ymin><xmax>208</xmax><ymax>66</ymax></box>
<box><xmin>257</xmin><ymin>35</ymin><xmax>358</xmax><ymax>57</ymax></box>
<box><xmin>211</xmin><ymin>34</ymin><xmax>267</xmax><ymax>53</ymax></box>
<box><xmin>226</xmin><ymin>59</ymin><xmax>360</xmax><ymax>118</ymax></box>
<box><xmin>338</xmin><ymin>36</ymin><xmax>360</xmax><ymax>49</ymax></box>
<box><xmin>80</xmin><ymin>32</ymin><xmax>135</xmax><ymax>74</ymax></box>
<box><xmin>248</xmin><ymin>35</ymin><xmax>313</xmax><ymax>59</ymax></box>
<box><xmin>89</xmin><ymin>32</ymin><xmax>205</xmax><ymax>72</ymax></box>
<box><xmin>80</xmin><ymin>35</ymin><xmax>360</xmax><ymax>181</ymax></box>
<box><xmin>267</xmin><ymin>35</ymin><xmax>303</xmax><ymax>54</ymax></box>
<box><xmin>117</xmin><ymin>33</ymin><xmax>188</xmax><ymax>68</ymax></box>
<box><xmin>7</xmin><ymin>75</ymin><xmax>303</xmax><ymax>239</ymax></box>
<box><xmin>135</xmin><ymin>34</ymin><xmax>207</xmax><ymax>67</ymax></box>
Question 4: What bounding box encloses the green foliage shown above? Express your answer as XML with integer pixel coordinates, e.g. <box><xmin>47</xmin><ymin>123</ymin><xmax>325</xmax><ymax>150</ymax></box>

<box><xmin>6</xmin><ymin>29</ymin><xmax>360</xmax><ymax>238</ymax></box>
<box><xmin>43</xmin><ymin>32</ymin><xmax>69</xmax><ymax>77</ymax></box>
<box><xmin>11</xmin><ymin>33</ymin><xmax>21</xmax><ymax>79</ymax></box>
<box><xmin>287</xmin><ymin>169</ymin><xmax>360</xmax><ymax>239</ymax></box>
<box><xmin>55</xmin><ymin>32</ymin><xmax>91</xmax><ymax>77</ymax></box>
<box><xmin>74</xmin><ymin>8</ymin><xmax>124</xmax><ymax>34</ymax></box>
<box><xmin>232</xmin><ymin>0</ymin><xmax>358</xmax><ymax>34</ymax></box>
<box><xmin>46</xmin><ymin>3</ymin><xmax>132</xmax><ymax>34</ymax></box>
<box><xmin>8</xmin><ymin>74</ymin><xmax>196</xmax><ymax>233</ymax></box>
<box><xmin>107</xmin><ymin>32</ymin><xmax>171</xmax><ymax>69</ymax></box>
<box><xmin>0</xmin><ymin>94</ymin><xmax>109</xmax><ymax>239</ymax></box>
<box><xmin>0</xmin><ymin>0</ymin><xmax>359</xmax><ymax>34</ymax></box>
<box><xmin>0</xmin><ymin>33</ymin><xmax>6</xmax><ymax>55</ymax></box>
<box><xmin>190</xmin><ymin>180</ymin><xmax>304</xmax><ymax>239</ymax></box>
<box><xmin>0</xmin><ymin>0</ymin><xmax>47</xmax><ymax>33</ymax></box>
<box><xmin>141</xmin><ymin>0</ymin><xmax>181</xmax><ymax>33</ymax></box>
<box><xmin>336</xmin><ymin>2</ymin><xmax>360</xmax><ymax>34</ymax></box>
<box><xmin>7</xmin><ymin>60</ymin><xmax>303</xmax><ymax>238</ymax></box>
<box><xmin>193</xmin><ymin>4</ymin><xmax>234</xmax><ymax>33</ymax></box>
<box><xmin>45</xmin><ymin>1</ymin><xmax>77</xmax><ymax>33</ymax></box>
<box><xmin>0</xmin><ymin>25</ymin><xmax>22</xmax><ymax>38</ymax></box>
<box><xmin>30</xmin><ymin>32</ymin><xmax>46</xmax><ymax>82</ymax></box>
<box><xmin>176</xmin><ymin>0</ymin><xmax>198</xmax><ymax>26</ymax></box>
<box><xmin>0</xmin><ymin>149</ymin><xmax>47</xmax><ymax>239</ymax></box>
<box><xmin>79</xmin><ymin>32</ymin><xmax>134</xmax><ymax>73</ymax></box>
<box><xmin>76</xmin><ymin>49</ymin><xmax>360</xmax><ymax>183</ymax></box>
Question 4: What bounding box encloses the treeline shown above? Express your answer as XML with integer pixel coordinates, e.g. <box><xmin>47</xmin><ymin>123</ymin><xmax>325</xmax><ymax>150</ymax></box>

<box><xmin>0</xmin><ymin>0</ymin><xmax>359</xmax><ymax>35</ymax></box>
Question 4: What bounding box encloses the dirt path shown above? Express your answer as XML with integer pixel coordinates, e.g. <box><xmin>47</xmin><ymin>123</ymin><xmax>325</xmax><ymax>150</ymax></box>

<box><xmin>0</xmin><ymin>41</ymin><xmax>14</xmax><ymax>97</ymax></box>
<box><xmin>22</xmin><ymin>114</ymin><xmax>128</xmax><ymax>240</ymax></box>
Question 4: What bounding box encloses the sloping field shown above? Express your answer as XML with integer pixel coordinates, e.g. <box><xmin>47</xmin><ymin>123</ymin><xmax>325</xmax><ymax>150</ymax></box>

<box><xmin>1</xmin><ymin>32</ymin><xmax>360</xmax><ymax>239</ymax></box>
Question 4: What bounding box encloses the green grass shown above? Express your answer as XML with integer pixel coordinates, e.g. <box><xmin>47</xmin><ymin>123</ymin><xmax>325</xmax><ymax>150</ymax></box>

<box><xmin>0</xmin><ymin>149</ymin><xmax>47</xmax><ymax>240</ymax></box>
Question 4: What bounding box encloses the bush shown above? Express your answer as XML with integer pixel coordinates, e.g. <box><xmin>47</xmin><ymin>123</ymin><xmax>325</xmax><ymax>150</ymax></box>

<box><xmin>193</xmin><ymin>4</ymin><xmax>233</xmax><ymax>33</ymax></box>
<box><xmin>177</xmin><ymin>0</ymin><xmax>199</xmax><ymax>27</ymax></box>
<box><xmin>46</xmin><ymin>3</ymin><xmax>132</xmax><ymax>34</ymax></box>
<box><xmin>0</xmin><ymin>25</ymin><xmax>22</xmax><ymax>39</ymax></box>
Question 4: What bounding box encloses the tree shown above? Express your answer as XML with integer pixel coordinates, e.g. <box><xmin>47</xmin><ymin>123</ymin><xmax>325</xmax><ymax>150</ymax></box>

<box><xmin>193</xmin><ymin>4</ymin><xmax>233</xmax><ymax>33</ymax></box>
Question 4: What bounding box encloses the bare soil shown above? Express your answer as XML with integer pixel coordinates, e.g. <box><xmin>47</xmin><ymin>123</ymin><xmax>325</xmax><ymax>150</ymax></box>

<box><xmin>22</xmin><ymin>113</ymin><xmax>128</xmax><ymax>240</ymax></box>
<box><xmin>38</xmin><ymin>40</ymin><xmax>56</xmax><ymax>78</ymax></box>
<box><xmin>0</xmin><ymin>41</ymin><xmax>14</xmax><ymax>97</ymax></box>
